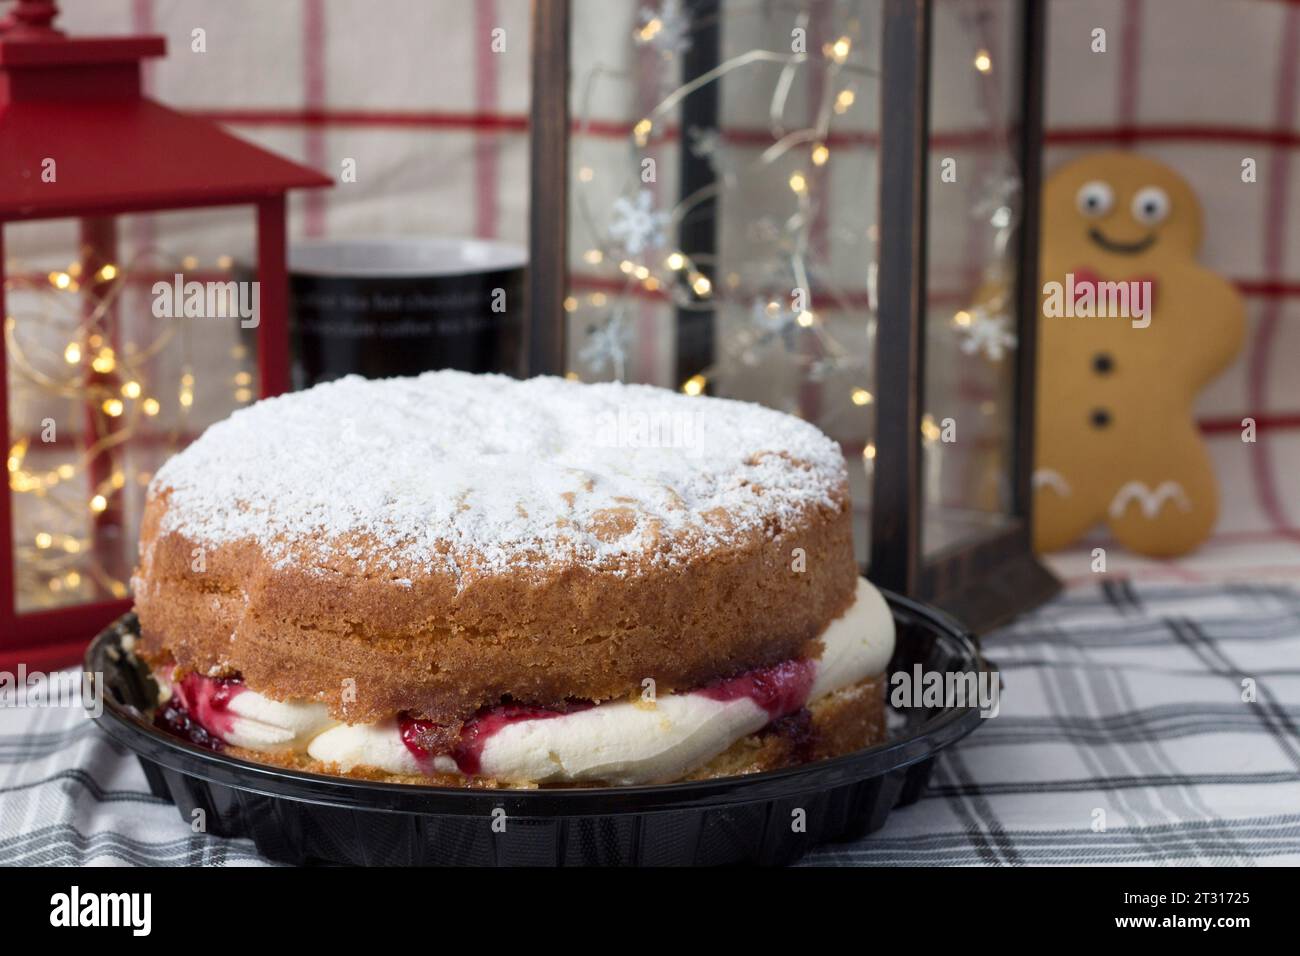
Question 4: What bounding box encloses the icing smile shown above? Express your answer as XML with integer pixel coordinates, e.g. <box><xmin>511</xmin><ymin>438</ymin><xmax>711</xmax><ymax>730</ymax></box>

<box><xmin>1088</xmin><ymin>227</ymin><xmax>1157</xmax><ymax>255</ymax></box>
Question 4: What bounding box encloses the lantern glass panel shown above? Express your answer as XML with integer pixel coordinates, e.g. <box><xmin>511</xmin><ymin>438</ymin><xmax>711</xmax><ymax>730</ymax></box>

<box><xmin>921</xmin><ymin>0</ymin><xmax>1022</xmax><ymax>558</ymax></box>
<box><xmin>6</xmin><ymin>207</ymin><xmax>258</xmax><ymax>613</ymax></box>
<box><xmin>565</xmin><ymin>0</ymin><xmax>883</xmax><ymax>564</ymax></box>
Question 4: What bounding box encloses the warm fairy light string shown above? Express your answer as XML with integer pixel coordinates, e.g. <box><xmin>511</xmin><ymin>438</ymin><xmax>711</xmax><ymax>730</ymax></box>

<box><xmin>571</xmin><ymin>12</ymin><xmax>876</xmax><ymax>386</ymax></box>
<box><xmin>5</xmin><ymin>248</ymin><xmax>247</xmax><ymax>607</ymax></box>
<box><xmin>571</xmin><ymin>0</ymin><xmax>1020</xmax><ymax>463</ymax></box>
<box><xmin>949</xmin><ymin>0</ymin><xmax>1022</xmax><ymax>369</ymax></box>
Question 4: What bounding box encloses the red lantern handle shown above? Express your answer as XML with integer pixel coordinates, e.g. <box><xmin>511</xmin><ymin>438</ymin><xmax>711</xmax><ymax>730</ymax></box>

<box><xmin>0</xmin><ymin>0</ymin><xmax>62</xmax><ymax>38</ymax></box>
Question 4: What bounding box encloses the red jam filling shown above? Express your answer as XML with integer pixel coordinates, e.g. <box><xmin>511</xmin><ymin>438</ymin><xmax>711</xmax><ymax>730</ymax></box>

<box><xmin>400</xmin><ymin>703</ymin><xmax>592</xmax><ymax>775</ymax></box>
<box><xmin>398</xmin><ymin>657</ymin><xmax>816</xmax><ymax>776</ymax></box>
<box><xmin>697</xmin><ymin>657</ymin><xmax>816</xmax><ymax>718</ymax></box>
<box><xmin>153</xmin><ymin>672</ymin><xmax>246</xmax><ymax>751</ymax></box>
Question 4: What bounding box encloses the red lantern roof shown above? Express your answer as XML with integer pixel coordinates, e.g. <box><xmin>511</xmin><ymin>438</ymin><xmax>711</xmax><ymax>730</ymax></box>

<box><xmin>0</xmin><ymin>1</ymin><xmax>330</xmax><ymax>221</ymax></box>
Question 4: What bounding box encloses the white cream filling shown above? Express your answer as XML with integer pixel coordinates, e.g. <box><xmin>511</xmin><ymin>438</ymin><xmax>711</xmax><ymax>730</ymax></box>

<box><xmin>157</xmin><ymin>670</ymin><xmax>337</xmax><ymax>752</ymax></box>
<box><xmin>223</xmin><ymin>693</ymin><xmax>336</xmax><ymax>752</ymax></box>
<box><xmin>174</xmin><ymin>578</ymin><xmax>894</xmax><ymax>784</ymax></box>
<box><xmin>308</xmin><ymin>719</ymin><xmax>438</xmax><ymax>776</ymax></box>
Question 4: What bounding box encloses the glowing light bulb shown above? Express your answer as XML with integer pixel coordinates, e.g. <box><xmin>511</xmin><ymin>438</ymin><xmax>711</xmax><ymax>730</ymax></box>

<box><xmin>633</xmin><ymin>118</ymin><xmax>653</xmax><ymax>146</ymax></box>
<box><xmin>35</xmin><ymin>532</ymin><xmax>52</xmax><ymax>549</ymax></box>
<box><xmin>954</xmin><ymin>310</ymin><xmax>973</xmax><ymax>327</ymax></box>
<box><xmin>797</xmin><ymin>310</ymin><xmax>816</xmax><ymax>328</ymax></box>
<box><xmin>829</xmin><ymin>36</ymin><xmax>851</xmax><ymax>63</ymax></box>
<box><xmin>851</xmin><ymin>388</ymin><xmax>873</xmax><ymax>406</ymax></box>
<box><xmin>811</xmin><ymin>143</ymin><xmax>830</xmax><ymax>167</ymax></box>
<box><xmin>863</xmin><ymin>442</ymin><xmax>877</xmax><ymax>461</ymax></box>
<box><xmin>665</xmin><ymin>252</ymin><xmax>686</xmax><ymax>270</ymax></box>
<box><xmin>834</xmin><ymin>89</ymin><xmax>855</xmax><ymax>113</ymax></box>
<box><xmin>90</xmin><ymin>494</ymin><xmax>108</xmax><ymax>513</ymax></box>
<box><xmin>682</xmin><ymin>374</ymin><xmax>707</xmax><ymax>396</ymax></box>
<box><xmin>789</xmin><ymin>171</ymin><xmax>808</xmax><ymax>194</ymax></box>
<box><xmin>142</xmin><ymin>398</ymin><xmax>161</xmax><ymax>416</ymax></box>
<box><xmin>563</xmin><ymin>296</ymin><xmax>578</xmax><ymax>312</ymax></box>
<box><xmin>97</xmin><ymin>264</ymin><xmax>118</xmax><ymax>282</ymax></box>
<box><xmin>91</xmin><ymin>348</ymin><xmax>116</xmax><ymax>374</ymax></box>
<box><xmin>974</xmin><ymin>49</ymin><xmax>992</xmax><ymax>73</ymax></box>
<box><xmin>690</xmin><ymin>274</ymin><xmax>712</xmax><ymax>296</ymax></box>
<box><xmin>101</xmin><ymin>398</ymin><xmax>124</xmax><ymax>417</ymax></box>
<box><xmin>582</xmin><ymin>249</ymin><xmax>604</xmax><ymax>264</ymax></box>
<box><xmin>63</xmin><ymin>342</ymin><xmax>81</xmax><ymax>364</ymax></box>
<box><xmin>121</xmin><ymin>380</ymin><xmax>142</xmax><ymax>399</ymax></box>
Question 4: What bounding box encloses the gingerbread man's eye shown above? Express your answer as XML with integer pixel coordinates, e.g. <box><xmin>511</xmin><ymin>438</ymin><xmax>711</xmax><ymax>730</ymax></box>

<box><xmin>1075</xmin><ymin>181</ymin><xmax>1114</xmax><ymax>218</ymax></box>
<box><xmin>1131</xmin><ymin>186</ymin><xmax>1170</xmax><ymax>225</ymax></box>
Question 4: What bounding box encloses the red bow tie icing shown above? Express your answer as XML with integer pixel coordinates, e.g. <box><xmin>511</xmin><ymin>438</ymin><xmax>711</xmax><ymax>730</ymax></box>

<box><xmin>1071</xmin><ymin>267</ymin><xmax>1158</xmax><ymax>312</ymax></box>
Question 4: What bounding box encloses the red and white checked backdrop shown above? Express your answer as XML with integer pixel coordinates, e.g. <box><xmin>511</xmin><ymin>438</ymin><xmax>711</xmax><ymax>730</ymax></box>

<box><xmin>44</xmin><ymin>0</ymin><xmax>1300</xmax><ymax>579</ymax></box>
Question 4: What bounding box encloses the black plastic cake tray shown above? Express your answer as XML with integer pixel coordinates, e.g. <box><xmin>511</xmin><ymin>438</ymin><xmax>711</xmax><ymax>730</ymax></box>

<box><xmin>86</xmin><ymin>586</ymin><xmax>996</xmax><ymax>866</ymax></box>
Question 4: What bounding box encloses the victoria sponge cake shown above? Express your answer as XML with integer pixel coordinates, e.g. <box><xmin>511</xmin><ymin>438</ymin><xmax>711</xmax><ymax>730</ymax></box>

<box><xmin>132</xmin><ymin>372</ymin><xmax>895</xmax><ymax>786</ymax></box>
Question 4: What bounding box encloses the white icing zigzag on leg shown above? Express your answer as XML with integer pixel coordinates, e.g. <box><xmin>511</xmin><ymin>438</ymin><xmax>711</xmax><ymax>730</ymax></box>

<box><xmin>1032</xmin><ymin>468</ymin><xmax>1072</xmax><ymax>497</ymax></box>
<box><xmin>1108</xmin><ymin>481</ymin><xmax>1191</xmax><ymax>520</ymax></box>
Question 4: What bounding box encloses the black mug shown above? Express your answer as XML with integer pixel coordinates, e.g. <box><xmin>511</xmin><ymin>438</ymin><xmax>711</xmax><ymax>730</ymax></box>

<box><xmin>289</xmin><ymin>238</ymin><xmax>527</xmax><ymax>387</ymax></box>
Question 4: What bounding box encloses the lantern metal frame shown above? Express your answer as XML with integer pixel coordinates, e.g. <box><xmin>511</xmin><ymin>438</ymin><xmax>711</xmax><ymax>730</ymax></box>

<box><xmin>526</xmin><ymin>0</ymin><xmax>1058</xmax><ymax>631</ymax></box>
<box><xmin>0</xmin><ymin>1</ymin><xmax>330</xmax><ymax>669</ymax></box>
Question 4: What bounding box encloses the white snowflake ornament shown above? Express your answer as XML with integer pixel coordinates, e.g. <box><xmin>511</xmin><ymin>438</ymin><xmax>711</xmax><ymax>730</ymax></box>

<box><xmin>958</xmin><ymin>307</ymin><xmax>1017</xmax><ymax>362</ymax></box>
<box><xmin>577</xmin><ymin>309</ymin><xmax>632</xmax><ymax>380</ymax></box>
<box><xmin>688</xmin><ymin>126</ymin><xmax>726</xmax><ymax>174</ymax></box>
<box><xmin>750</xmin><ymin>296</ymin><xmax>797</xmax><ymax>336</ymax></box>
<box><xmin>609</xmin><ymin>189</ymin><xmax>669</xmax><ymax>256</ymax></box>
<box><xmin>636</xmin><ymin>0</ymin><xmax>692</xmax><ymax>55</ymax></box>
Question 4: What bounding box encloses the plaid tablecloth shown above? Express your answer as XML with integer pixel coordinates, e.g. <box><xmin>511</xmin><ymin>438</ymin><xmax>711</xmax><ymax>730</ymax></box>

<box><xmin>2</xmin><ymin>577</ymin><xmax>1297</xmax><ymax>866</ymax></box>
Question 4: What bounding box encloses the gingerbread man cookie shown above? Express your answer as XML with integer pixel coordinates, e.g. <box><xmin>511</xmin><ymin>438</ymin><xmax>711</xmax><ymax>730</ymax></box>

<box><xmin>1034</xmin><ymin>152</ymin><xmax>1245</xmax><ymax>557</ymax></box>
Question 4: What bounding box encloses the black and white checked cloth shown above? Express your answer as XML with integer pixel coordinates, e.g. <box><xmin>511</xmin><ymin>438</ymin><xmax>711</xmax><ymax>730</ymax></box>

<box><xmin>2</xmin><ymin>580</ymin><xmax>1298</xmax><ymax>866</ymax></box>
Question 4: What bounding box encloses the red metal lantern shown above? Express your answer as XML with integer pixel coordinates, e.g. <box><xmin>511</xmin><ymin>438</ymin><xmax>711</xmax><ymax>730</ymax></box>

<box><xmin>0</xmin><ymin>0</ymin><xmax>329</xmax><ymax>670</ymax></box>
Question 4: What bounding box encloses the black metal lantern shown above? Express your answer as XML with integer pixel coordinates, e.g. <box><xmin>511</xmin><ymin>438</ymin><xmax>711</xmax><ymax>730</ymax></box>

<box><xmin>526</xmin><ymin>0</ymin><xmax>1057</xmax><ymax>631</ymax></box>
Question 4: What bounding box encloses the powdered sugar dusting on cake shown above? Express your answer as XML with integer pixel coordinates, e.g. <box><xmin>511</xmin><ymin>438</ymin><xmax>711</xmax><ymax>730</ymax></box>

<box><xmin>149</xmin><ymin>373</ymin><xmax>847</xmax><ymax>581</ymax></box>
